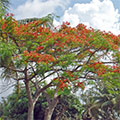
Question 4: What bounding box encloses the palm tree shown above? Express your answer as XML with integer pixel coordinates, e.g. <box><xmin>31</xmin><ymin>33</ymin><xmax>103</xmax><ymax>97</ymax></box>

<box><xmin>80</xmin><ymin>81</ymin><xmax>120</xmax><ymax>120</ymax></box>
<box><xmin>18</xmin><ymin>14</ymin><xmax>55</xmax><ymax>30</ymax></box>
<box><xmin>0</xmin><ymin>0</ymin><xmax>10</xmax><ymax>12</ymax></box>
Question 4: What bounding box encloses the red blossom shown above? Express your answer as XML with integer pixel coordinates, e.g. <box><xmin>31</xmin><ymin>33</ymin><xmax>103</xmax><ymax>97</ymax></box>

<box><xmin>10</xmin><ymin>13</ymin><xmax>14</xmax><ymax>16</ymax></box>
<box><xmin>5</xmin><ymin>13</ymin><xmax>9</xmax><ymax>17</ymax></box>
<box><xmin>36</xmin><ymin>46</ymin><xmax>44</xmax><ymax>51</ymax></box>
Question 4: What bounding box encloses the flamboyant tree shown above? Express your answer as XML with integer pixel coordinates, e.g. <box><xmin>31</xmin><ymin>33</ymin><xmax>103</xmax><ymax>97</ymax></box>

<box><xmin>0</xmin><ymin>13</ymin><xmax>120</xmax><ymax>120</ymax></box>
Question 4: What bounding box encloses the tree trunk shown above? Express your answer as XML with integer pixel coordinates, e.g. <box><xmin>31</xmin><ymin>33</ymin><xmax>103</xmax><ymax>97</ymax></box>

<box><xmin>27</xmin><ymin>103</ymin><xmax>35</xmax><ymax>120</ymax></box>
<box><xmin>44</xmin><ymin>107</ymin><xmax>55</xmax><ymax>120</ymax></box>
<box><xmin>44</xmin><ymin>97</ymin><xmax>59</xmax><ymax>120</ymax></box>
<box><xmin>54</xmin><ymin>115</ymin><xmax>59</xmax><ymax>120</ymax></box>
<box><xmin>24</xmin><ymin>77</ymin><xmax>35</xmax><ymax>120</ymax></box>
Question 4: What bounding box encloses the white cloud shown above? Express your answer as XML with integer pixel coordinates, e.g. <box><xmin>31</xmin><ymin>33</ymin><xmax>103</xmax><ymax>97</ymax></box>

<box><xmin>12</xmin><ymin>0</ymin><xmax>120</xmax><ymax>35</ymax></box>
<box><xmin>60</xmin><ymin>0</ymin><xmax>120</xmax><ymax>35</ymax></box>
<box><xmin>13</xmin><ymin>0</ymin><xmax>70</xmax><ymax>20</ymax></box>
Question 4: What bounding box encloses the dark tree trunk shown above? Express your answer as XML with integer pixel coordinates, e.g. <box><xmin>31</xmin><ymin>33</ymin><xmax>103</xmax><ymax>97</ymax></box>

<box><xmin>54</xmin><ymin>105</ymin><xmax>67</xmax><ymax>120</ymax></box>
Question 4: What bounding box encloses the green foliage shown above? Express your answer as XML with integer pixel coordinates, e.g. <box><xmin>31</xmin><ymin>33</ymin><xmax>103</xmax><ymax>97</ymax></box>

<box><xmin>0</xmin><ymin>88</ymin><xmax>83</xmax><ymax>120</ymax></box>
<box><xmin>0</xmin><ymin>41</ymin><xmax>15</xmax><ymax>63</ymax></box>
<box><xmin>0</xmin><ymin>0</ymin><xmax>9</xmax><ymax>13</ymax></box>
<box><xmin>53</xmin><ymin>94</ymin><xmax>83</xmax><ymax>120</ymax></box>
<box><xmin>80</xmin><ymin>81</ymin><xmax>120</xmax><ymax>120</ymax></box>
<box><xmin>36</xmin><ymin>62</ymin><xmax>49</xmax><ymax>77</ymax></box>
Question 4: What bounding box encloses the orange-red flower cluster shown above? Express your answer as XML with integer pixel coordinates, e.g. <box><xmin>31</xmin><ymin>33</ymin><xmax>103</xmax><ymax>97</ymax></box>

<box><xmin>76</xmin><ymin>82</ymin><xmax>85</xmax><ymax>90</ymax></box>
<box><xmin>1</xmin><ymin>23</ymin><xmax>6</xmax><ymax>30</ymax></box>
<box><xmin>111</xmin><ymin>65</ymin><xmax>120</xmax><ymax>73</ymax></box>
<box><xmin>57</xmin><ymin>78</ymin><xmax>71</xmax><ymax>90</ymax></box>
<box><xmin>88</xmin><ymin>62</ymin><xmax>120</xmax><ymax>76</ymax></box>
<box><xmin>24</xmin><ymin>50</ymin><xmax>55</xmax><ymax>64</ymax></box>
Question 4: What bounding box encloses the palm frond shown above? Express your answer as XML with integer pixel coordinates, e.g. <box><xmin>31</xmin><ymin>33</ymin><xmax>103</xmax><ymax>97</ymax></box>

<box><xmin>18</xmin><ymin>14</ymin><xmax>54</xmax><ymax>29</ymax></box>
<box><xmin>0</xmin><ymin>0</ymin><xmax>10</xmax><ymax>12</ymax></box>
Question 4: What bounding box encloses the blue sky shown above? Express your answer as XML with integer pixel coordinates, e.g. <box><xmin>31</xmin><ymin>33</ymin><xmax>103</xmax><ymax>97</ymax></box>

<box><xmin>9</xmin><ymin>0</ymin><xmax>120</xmax><ymax>35</ymax></box>
<box><xmin>9</xmin><ymin>0</ymin><xmax>120</xmax><ymax>10</ymax></box>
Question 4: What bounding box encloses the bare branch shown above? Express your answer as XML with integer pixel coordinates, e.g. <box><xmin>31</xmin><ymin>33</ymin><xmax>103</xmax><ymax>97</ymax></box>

<box><xmin>33</xmin><ymin>81</ymin><xmax>53</xmax><ymax>103</ymax></box>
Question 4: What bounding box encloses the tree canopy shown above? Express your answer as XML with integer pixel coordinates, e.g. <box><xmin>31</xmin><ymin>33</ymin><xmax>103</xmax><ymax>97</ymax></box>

<box><xmin>0</xmin><ymin>13</ymin><xmax>120</xmax><ymax>120</ymax></box>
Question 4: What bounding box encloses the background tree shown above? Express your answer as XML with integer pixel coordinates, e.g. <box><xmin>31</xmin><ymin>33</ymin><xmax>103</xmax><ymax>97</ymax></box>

<box><xmin>0</xmin><ymin>87</ymin><xmax>83</xmax><ymax>120</ymax></box>
<box><xmin>18</xmin><ymin>14</ymin><xmax>54</xmax><ymax>29</ymax></box>
<box><xmin>80</xmin><ymin>80</ymin><xmax>120</xmax><ymax>120</ymax></box>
